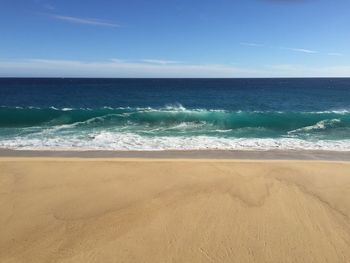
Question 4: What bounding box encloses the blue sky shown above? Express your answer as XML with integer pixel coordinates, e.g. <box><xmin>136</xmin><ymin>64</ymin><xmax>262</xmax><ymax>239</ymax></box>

<box><xmin>1</xmin><ymin>0</ymin><xmax>350</xmax><ymax>77</ymax></box>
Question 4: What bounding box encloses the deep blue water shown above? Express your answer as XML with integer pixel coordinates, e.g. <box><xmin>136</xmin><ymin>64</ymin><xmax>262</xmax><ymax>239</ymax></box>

<box><xmin>0</xmin><ymin>78</ymin><xmax>349</xmax><ymax>151</ymax></box>
<box><xmin>1</xmin><ymin>78</ymin><xmax>350</xmax><ymax>111</ymax></box>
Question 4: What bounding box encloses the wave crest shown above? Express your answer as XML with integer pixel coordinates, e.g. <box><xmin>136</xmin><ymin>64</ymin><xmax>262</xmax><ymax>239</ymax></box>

<box><xmin>1</xmin><ymin>106</ymin><xmax>350</xmax><ymax>150</ymax></box>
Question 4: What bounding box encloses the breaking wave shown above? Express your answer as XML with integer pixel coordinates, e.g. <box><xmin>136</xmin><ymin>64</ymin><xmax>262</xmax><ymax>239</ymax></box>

<box><xmin>0</xmin><ymin>105</ymin><xmax>349</xmax><ymax>151</ymax></box>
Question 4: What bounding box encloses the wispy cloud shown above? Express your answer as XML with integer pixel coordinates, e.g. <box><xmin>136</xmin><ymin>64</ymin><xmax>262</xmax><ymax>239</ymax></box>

<box><xmin>262</xmin><ymin>0</ymin><xmax>311</xmax><ymax>4</ymax></box>
<box><xmin>141</xmin><ymin>59</ymin><xmax>182</xmax><ymax>65</ymax></box>
<box><xmin>43</xmin><ymin>3</ymin><xmax>55</xmax><ymax>10</ymax></box>
<box><xmin>281</xmin><ymin>47</ymin><xmax>318</xmax><ymax>54</ymax></box>
<box><xmin>240</xmin><ymin>42</ymin><xmax>264</xmax><ymax>47</ymax></box>
<box><xmin>240</xmin><ymin>43</ymin><xmax>320</xmax><ymax>54</ymax></box>
<box><xmin>110</xmin><ymin>58</ymin><xmax>125</xmax><ymax>63</ymax></box>
<box><xmin>264</xmin><ymin>64</ymin><xmax>350</xmax><ymax>77</ymax></box>
<box><xmin>34</xmin><ymin>0</ymin><xmax>56</xmax><ymax>10</ymax></box>
<box><xmin>0</xmin><ymin>58</ymin><xmax>263</xmax><ymax>78</ymax></box>
<box><xmin>328</xmin><ymin>52</ymin><xmax>343</xmax><ymax>57</ymax></box>
<box><xmin>48</xmin><ymin>14</ymin><xmax>120</xmax><ymax>27</ymax></box>
<box><xmin>241</xmin><ymin>40</ymin><xmax>347</xmax><ymax>57</ymax></box>
<box><xmin>1</xmin><ymin>58</ymin><xmax>350</xmax><ymax>78</ymax></box>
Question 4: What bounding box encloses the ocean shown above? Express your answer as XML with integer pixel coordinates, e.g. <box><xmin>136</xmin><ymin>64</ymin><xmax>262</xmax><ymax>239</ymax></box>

<box><xmin>0</xmin><ymin>78</ymin><xmax>349</xmax><ymax>151</ymax></box>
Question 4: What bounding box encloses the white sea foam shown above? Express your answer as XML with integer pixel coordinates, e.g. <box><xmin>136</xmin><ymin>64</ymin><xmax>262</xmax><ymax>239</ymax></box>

<box><xmin>214</xmin><ymin>129</ymin><xmax>233</xmax><ymax>133</ymax></box>
<box><xmin>49</xmin><ymin>106</ymin><xmax>60</xmax><ymax>110</ymax></box>
<box><xmin>164</xmin><ymin>103</ymin><xmax>187</xmax><ymax>111</ymax></box>
<box><xmin>1</xmin><ymin>132</ymin><xmax>349</xmax><ymax>151</ymax></box>
<box><xmin>313</xmin><ymin>110</ymin><xmax>350</xmax><ymax>114</ymax></box>
<box><xmin>288</xmin><ymin>119</ymin><xmax>341</xmax><ymax>134</ymax></box>
<box><xmin>1</xmin><ymin>104</ymin><xmax>349</xmax><ymax>115</ymax></box>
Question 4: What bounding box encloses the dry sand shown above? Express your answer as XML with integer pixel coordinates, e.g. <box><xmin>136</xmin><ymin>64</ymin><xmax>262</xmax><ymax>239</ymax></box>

<box><xmin>1</xmin><ymin>158</ymin><xmax>350</xmax><ymax>262</ymax></box>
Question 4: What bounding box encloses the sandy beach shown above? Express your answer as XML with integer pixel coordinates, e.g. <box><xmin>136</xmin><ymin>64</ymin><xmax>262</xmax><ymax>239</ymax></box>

<box><xmin>1</xmin><ymin>158</ymin><xmax>350</xmax><ymax>262</ymax></box>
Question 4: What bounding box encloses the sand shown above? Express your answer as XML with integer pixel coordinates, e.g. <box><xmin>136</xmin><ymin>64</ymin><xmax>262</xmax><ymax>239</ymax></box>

<box><xmin>1</xmin><ymin>158</ymin><xmax>350</xmax><ymax>263</ymax></box>
<box><xmin>1</xmin><ymin>149</ymin><xmax>350</xmax><ymax>160</ymax></box>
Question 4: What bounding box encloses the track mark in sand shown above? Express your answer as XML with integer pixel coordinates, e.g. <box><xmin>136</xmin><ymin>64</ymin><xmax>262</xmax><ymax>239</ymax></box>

<box><xmin>271</xmin><ymin>168</ymin><xmax>350</xmax><ymax>222</ymax></box>
<box><xmin>199</xmin><ymin>247</ymin><xmax>216</xmax><ymax>262</ymax></box>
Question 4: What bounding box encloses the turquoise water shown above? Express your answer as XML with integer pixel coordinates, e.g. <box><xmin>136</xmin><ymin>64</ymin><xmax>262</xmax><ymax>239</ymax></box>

<box><xmin>0</xmin><ymin>78</ymin><xmax>349</xmax><ymax>150</ymax></box>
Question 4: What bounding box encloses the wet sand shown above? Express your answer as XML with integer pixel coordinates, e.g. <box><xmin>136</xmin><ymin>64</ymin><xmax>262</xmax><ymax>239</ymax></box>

<box><xmin>1</xmin><ymin>148</ymin><xmax>350</xmax><ymax>160</ymax></box>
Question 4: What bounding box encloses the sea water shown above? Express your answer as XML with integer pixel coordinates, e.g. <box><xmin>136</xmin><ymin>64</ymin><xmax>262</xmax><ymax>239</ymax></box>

<box><xmin>0</xmin><ymin>78</ymin><xmax>349</xmax><ymax>151</ymax></box>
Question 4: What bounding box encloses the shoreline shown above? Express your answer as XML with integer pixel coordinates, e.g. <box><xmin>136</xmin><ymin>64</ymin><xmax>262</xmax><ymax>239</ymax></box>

<box><xmin>1</xmin><ymin>148</ymin><xmax>350</xmax><ymax>160</ymax></box>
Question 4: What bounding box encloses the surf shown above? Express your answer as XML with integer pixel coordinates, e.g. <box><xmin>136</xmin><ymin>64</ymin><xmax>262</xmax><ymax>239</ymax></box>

<box><xmin>1</xmin><ymin>106</ymin><xmax>349</xmax><ymax>131</ymax></box>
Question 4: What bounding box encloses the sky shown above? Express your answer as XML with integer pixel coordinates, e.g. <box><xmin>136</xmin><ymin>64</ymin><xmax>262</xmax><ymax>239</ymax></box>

<box><xmin>0</xmin><ymin>0</ymin><xmax>350</xmax><ymax>77</ymax></box>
